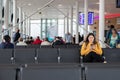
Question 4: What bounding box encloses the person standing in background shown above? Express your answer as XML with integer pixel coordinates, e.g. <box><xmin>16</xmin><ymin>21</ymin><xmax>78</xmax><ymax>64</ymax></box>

<box><xmin>105</xmin><ymin>25</ymin><xmax>114</xmax><ymax>43</ymax></box>
<box><xmin>78</xmin><ymin>32</ymin><xmax>82</xmax><ymax>43</ymax></box>
<box><xmin>65</xmin><ymin>32</ymin><xmax>73</xmax><ymax>44</ymax></box>
<box><xmin>13</xmin><ymin>28</ymin><xmax>20</xmax><ymax>44</ymax></box>
<box><xmin>108</xmin><ymin>28</ymin><xmax>120</xmax><ymax>48</ymax></box>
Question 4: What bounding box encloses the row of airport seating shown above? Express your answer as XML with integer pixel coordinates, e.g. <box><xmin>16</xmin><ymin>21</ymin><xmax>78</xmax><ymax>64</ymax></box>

<box><xmin>84</xmin><ymin>63</ymin><xmax>120</xmax><ymax>80</ymax></box>
<box><xmin>0</xmin><ymin>48</ymin><xmax>120</xmax><ymax>64</ymax></box>
<box><xmin>15</xmin><ymin>44</ymin><xmax>81</xmax><ymax>48</ymax></box>
<box><xmin>0</xmin><ymin>64</ymin><xmax>83</xmax><ymax>80</ymax></box>
<box><xmin>0</xmin><ymin>48</ymin><xmax>80</xmax><ymax>64</ymax></box>
<box><xmin>0</xmin><ymin>63</ymin><xmax>120</xmax><ymax>80</ymax></box>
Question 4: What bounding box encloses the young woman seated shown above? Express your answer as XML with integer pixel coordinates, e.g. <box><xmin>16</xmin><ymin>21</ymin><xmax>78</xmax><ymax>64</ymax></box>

<box><xmin>81</xmin><ymin>33</ymin><xmax>103</xmax><ymax>62</ymax></box>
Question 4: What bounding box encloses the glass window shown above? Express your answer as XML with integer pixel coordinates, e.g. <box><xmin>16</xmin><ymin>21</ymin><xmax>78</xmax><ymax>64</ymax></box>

<box><xmin>31</xmin><ymin>20</ymin><xmax>41</xmax><ymax>24</ymax></box>
<box><xmin>58</xmin><ymin>19</ymin><xmax>64</xmax><ymax>24</ymax></box>
<box><xmin>30</xmin><ymin>20</ymin><xmax>41</xmax><ymax>38</ymax></box>
<box><xmin>42</xmin><ymin>19</ymin><xmax>46</xmax><ymax>23</ymax></box>
<box><xmin>31</xmin><ymin>19</ymin><xmax>58</xmax><ymax>40</ymax></box>
<box><xmin>47</xmin><ymin>19</ymin><xmax>51</xmax><ymax>23</ymax></box>
<box><xmin>58</xmin><ymin>19</ymin><xmax>64</xmax><ymax>37</ymax></box>
<box><xmin>52</xmin><ymin>19</ymin><xmax>56</xmax><ymax>23</ymax></box>
<box><xmin>47</xmin><ymin>23</ymin><xmax>51</xmax><ymax>27</ymax></box>
<box><xmin>30</xmin><ymin>23</ymin><xmax>41</xmax><ymax>38</ymax></box>
<box><xmin>42</xmin><ymin>32</ymin><xmax>46</xmax><ymax>38</ymax></box>
<box><xmin>42</xmin><ymin>24</ymin><xmax>46</xmax><ymax>31</ymax></box>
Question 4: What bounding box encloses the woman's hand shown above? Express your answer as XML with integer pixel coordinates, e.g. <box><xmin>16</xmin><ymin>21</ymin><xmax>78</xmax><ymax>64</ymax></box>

<box><xmin>90</xmin><ymin>44</ymin><xmax>95</xmax><ymax>50</ymax></box>
<box><xmin>92</xmin><ymin>45</ymin><xmax>96</xmax><ymax>50</ymax></box>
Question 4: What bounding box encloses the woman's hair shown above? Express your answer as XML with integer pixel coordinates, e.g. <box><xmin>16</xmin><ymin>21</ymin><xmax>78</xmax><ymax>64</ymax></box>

<box><xmin>3</xmin><ymin>35</ymin><xmax>11</xmax><ymax>43</ymax></box>
<box><xmin>110</xmin><ymin>25</ymin><xmax>114</xmax><ymax>29</ymax></box>
<box><xmin>19</xmin><ymin>37</ymin><xmax>23</xmax><ymax>42</ymax></box>
<box><xmin>85</xmin><ymin>33</ymin><xmax>97</xmax><ymax>46</ymax></box>
<box><xmin>30</xmin><ymin>36</ymin><xmax>33</xmax><ymax>39</ymax></box>
<box><xmin>44</xmin><ymin>37</ymin><xmax>49</xmax><ymax>41</ymax></box>
<box><xmin>112</xmin><ymin>28</ymin><xmax>118</xmax><ymax>35</ymax></box>
<box><xmin>37</xmin><ymin>36</ymin><xmax>40</xmax><ymax>39</ymax></box>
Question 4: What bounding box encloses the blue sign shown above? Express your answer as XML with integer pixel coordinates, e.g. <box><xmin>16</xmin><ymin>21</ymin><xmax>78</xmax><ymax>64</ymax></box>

<box><xmin>88</xmin><ymin>12</ymin><xmax>94</xmax><ymax>25</ymax></box>
<box><xmin>79</xmin><ymin>12</ymin><xmax>84</xmax><ymax>25</ymax></box>
<box><xmin>79</xmin><ymin>12</ymin><xmax>94</xmax><ymax>25</ymax></box>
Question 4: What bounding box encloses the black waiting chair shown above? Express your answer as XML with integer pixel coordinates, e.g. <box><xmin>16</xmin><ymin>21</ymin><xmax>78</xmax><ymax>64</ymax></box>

<box><xmin>27</xmin><ymin>44</ymin><xmax>40</xmax><ymax>48</ymax></box>
<box><xmin>40</xmin><ymin>45</ymin><xmax>53</xmax><ymax>48</ymax></box>
<box><xmin>14</xmin><ymin>48</ymin><xmax>36</xmax><ymax>64</ymax></box>
<box><xmin>0</xmin><ymin>68</ymin><xmax>16</xmax><ymax>80</ymax></box>
<box><xmin>66</xmin><ymin>44</ymin><xmax>80</xmax><ymax>48</ymax></box>
<box><xmin>15</xmin><ymin>45</ymin><xmax>27</xmax><ymax>49</ymax></box>
<box><xmin>103</xmin><ymin>48</ymin><xmax>120</xmax><ymax>63</ymax></box>
<box><xmin>37</xmin><ymin>48</ymin><xmax>58</xmax><ymax>63</ymax></box>
<box><xmin>59</xmin><ymin>48</ymin><xmax>80</xmax><ymax>63</ymax></box>
<box><xmin>0</xmin><ymin>49</ymin><xmax>14</xmax><ymax>64</ymax></box>
<box><xmin>53</xmin><ymin>45</ymin><xmax>66</xmax><ymax>48</ymax></box>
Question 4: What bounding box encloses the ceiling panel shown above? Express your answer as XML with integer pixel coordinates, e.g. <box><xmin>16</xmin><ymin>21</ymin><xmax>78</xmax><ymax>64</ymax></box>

<box><xmin>16</xmin><ymin>0</ymin><xmax>120</xmax><ymax>19</ymax></box>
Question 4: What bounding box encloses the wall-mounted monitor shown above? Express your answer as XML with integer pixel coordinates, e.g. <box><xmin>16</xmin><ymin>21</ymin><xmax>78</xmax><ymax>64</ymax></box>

<box><xmin>78</xmin><ymin>12</ymin><xmax>84</xmax><ymax>25</ymax></box>
<box><xmin>78</xmin><ymin>12</ymin><xmax>94</xmax><ymax>25</ymax></box>
<box><xmin>116</xmin><ymin>0</ymin><xmax>120</xmax><ymax>8</ymax></box>
<box><xmin>88</xmin><ymin>12</ymin><xmax>94</xmax><ymax>25</ymax></box>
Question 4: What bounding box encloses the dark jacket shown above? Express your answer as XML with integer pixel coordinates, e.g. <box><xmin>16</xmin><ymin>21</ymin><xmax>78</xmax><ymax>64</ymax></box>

<box><xmin>0</xmin><ymin>42</ymin><xmax>14</xmax><ymax>49</ymax></box>
<box><xmin>14</xmin><ymin>32</ymin><xmax>20</xmax><ymax>42</ymax></box>
<box><xmin>52</xmin><ymin>40</ymin><xmax>64</xmax><ymax>45</ymax></box>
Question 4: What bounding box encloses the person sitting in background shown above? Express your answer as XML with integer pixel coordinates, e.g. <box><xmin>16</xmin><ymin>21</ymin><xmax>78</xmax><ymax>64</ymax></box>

<box><xmin>25</xmin><ymin>37</ymin><xmax>30</xmax><ymax>44</ymax></box>
<box><xmin>108</xmin><ymin>28</ymin><xmax>120</xmax><ymax>48</ymax></box>
<box><xmin>32</xmin><ymin>36</ymin><xmax>42</xmax><ymax>45</ymax></box>
<box><xmin>41</xmin><ymin>37</ymin><xmax>51</xmax><ymax>45</ymax></box>
<box><xmin>0</xmin><ymin>35</ymin><xmax>14</xmax><ymax>49</ymax></box>
<box><xmin>59</xmin><ymin>37</ymin><xmax>65</xmax><ymax>44</ymax></box>
<box><xmin>29</xmin><ymin>36</ymin><xmax>34</xmax><ymax>44</ymax></box>
<box><xmin>16</xmin><ymin>37</ymin><xmax>27</xmax><ymax>46</ymax></box>
<box><xmin>52</xmin><ymin>37</ymin><xmax>64</xmax><ymax>45</ymax></box>
<box><xmin>81</xmin><ymin>33</ymin><xmax>103</xmax><ymax>62</ymax></box>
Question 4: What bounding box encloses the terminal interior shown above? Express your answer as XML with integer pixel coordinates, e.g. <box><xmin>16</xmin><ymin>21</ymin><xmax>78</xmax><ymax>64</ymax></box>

<box><xmin>0</xmin><ymin>0</ymin><xmax>120</xmax><ymax>80</ymax></box>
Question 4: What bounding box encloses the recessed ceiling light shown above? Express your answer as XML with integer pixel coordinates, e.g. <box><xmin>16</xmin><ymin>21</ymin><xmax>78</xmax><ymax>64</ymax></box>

<box><xmin>96</xmin><ymin>2</ymin><xmax>99</xmax><ymax>4</ymax></box>
<box><xmin>37</xmin><ymin>8</ymin><xmax>40</xmax><ymax>10</ymax></box>
<box><xmin>21</xmin><ymin>3</ymin><xmax>26</xmax><ymax>7</ymax></box>
<box><xmin>58</xmin><ymin>4</ymin><xmax>62</xmax><ymax>7</ymax></box>
<box><xmin>23</xmin><ymin>4</ymin><xmax>26</xmax><ymax>6</ymax></box>
<box><xmin>28</xmin><ymin>3</ymin><xmax>32</xmax><ymax>6</ymax></box>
